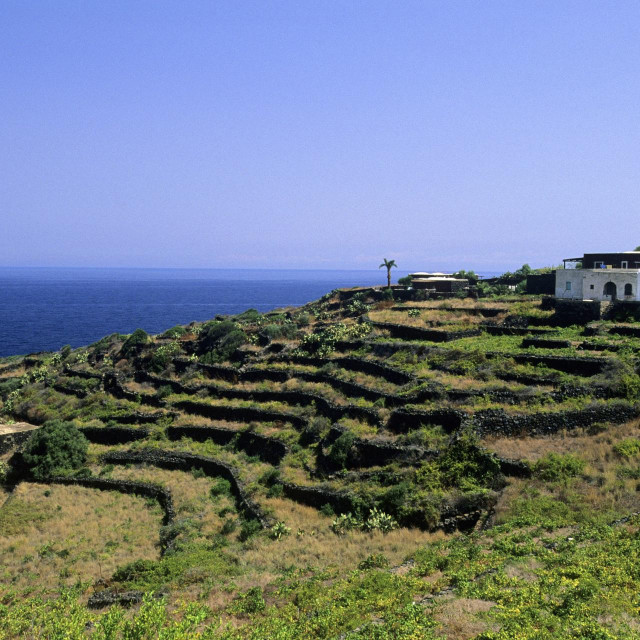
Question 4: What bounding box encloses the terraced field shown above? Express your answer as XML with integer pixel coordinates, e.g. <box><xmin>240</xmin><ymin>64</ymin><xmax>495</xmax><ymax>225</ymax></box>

<box><xmin>1</xmin><ymin>289</ymin><xmax>640</xmax><ymax>638</ymax></box>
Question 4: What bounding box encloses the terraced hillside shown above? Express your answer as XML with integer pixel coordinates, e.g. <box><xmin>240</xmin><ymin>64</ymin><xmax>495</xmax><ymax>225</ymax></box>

<box><xmin>2</xmin><ymin>289</ymin><xmax>640</xmax><ymax>638</ymax></box>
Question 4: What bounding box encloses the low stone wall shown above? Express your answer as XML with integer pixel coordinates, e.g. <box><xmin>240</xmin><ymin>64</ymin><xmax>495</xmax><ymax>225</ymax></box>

<box><xmin>372</xmin><ymin>322</ymin><xmax>482</xmax><ymax>342</ymax></box>
<box><xmin>79</xmin><ymin>426</ymin><xmax>150</xmax><ymax>444</ymax></box>
<box><xmin>473</xmin><ymin>403</ymin><xmax>640</xmax><ymax>437</ymax></box>
<box><xmin>138</xmin><ymin>371</ymin><xmax>382</xmax><ymax>426</ymax></box>
<box><xmin>240</xmin><ymin>368</ymin><xmax>290</xmax><ymax>383</ymax></box>
<box><xmin>578</xmin><ymin>341</ymin><xmax>624</xmax><ymax>353</ymax></box>
<box><xmin>267</xmin><ymin>353</ymin><xmax>413</xmax><ymax>384</ymax></box>
<box><xmin>495</xmin><ymin>371</ymin><xmax>562</xmax><ymax>387</ymax></box>
<box><xmin>99</xmin><ymin>410</ymin><xmax>171</xmax><ymax>425</ymax></box>
<box><xmin>607</xmin><ymin>302</ymin><xmax>640</xmax><ymax>322</ymax></box>
<box><xmin>521</xmin><ymin>338</ymin><xmax>572</xmax><ymax>350</ymax></box>
<box><xmin>166</xmin><ymin>425</ymin><xmax>288</xmax><ymax>465</ymax></box>
<box><xmin>0</xmin><ymin>428</ymin><xmax>37</xmax><ymax>455</ymax></box>
<box><xmin>52</xmin><ymin>383</ymin><xmax>88</xmax><ymax>398</ymax></box>
<box><xmin>281</xmin><ymin>481</ymin><xmax>356</xmax><ymax>515</ymax></box>
<box><xmin>512</xmin><ymin>353</ymin><xmax>607</xmax><ymax>376</ymax></box>
<box><xmin>102</xmin><ymin>449</ymin><xmax>271</xmax><ymax>527</ymax></box>
<box><xmin>608</xmin><ymin>325</ymin><xmax>640</xmax><ymax>338</ymax></box>
<box><xmin>330</xmin><ymin>356</ymin><xmax>414</xmax><ymax>385</ymax></box>
<box><xmin>551</xmin><ymin>300</ymin><xmax>602</xmax><ymax>326</ymax></box>
<box><xmin>103</xmin><ymin>372</ymin><xmax>139</xmax><ymax>399</ymax></box>
<box><xmin>172</xmin><ymin>399</ymin><xmax>307</xmax><ymax>430</ymax></box>
<box><xmin>63</xmin><ymin>366</ymin><xmax>103</xmax><ymax>381</ymax></box>
<box><xmin>484</xmin><ymin>326</ymin><xmax>557</xmax><ymax>336</ymax></box>
<box><xmin>173</xmin><ymin>359</ymin><xmax>239</xmax><ymax>382</ymax></box>
<box><xmin>497</xmin><ymin>457</ymin><xmax>531</xmax><ymax>477</ymax></box>
<box><xmin>392</xmin><ymin>306</ymin><xmax>505</xmax><ymax>318</ymax></box>
<box><xmin>0</xmin><ymin>361</ymin><xmax>25</xmax><ymax>375</ymax></box>
<box><xmin>318</xmin><ymin>425</ymin><xmax>435</xmax><ymax>470</ymax></box>
<box><xmin>387</xmin><ymin>408</ymin><xmax>468</xmax><ymax>433</ymax></box>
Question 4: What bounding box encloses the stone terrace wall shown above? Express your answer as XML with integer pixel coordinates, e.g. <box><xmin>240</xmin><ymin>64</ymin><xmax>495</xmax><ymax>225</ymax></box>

<box><xmin>102</xmin><ymin>449</ymin><xmax>271</xmax><ymax>527</ymax></box>
<box><xmin>166</xmin><ymin>425</ymin><xmax>288</xmax><ymax>465</ymax></box>
<box><xmin>473</xmin><ymin>403</ymin><xmax>640</xmax><ymax>437</ymax></box>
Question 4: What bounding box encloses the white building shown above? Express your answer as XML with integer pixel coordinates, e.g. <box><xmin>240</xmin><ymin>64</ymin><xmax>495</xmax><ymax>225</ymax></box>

<box><xmin>555</xmin><ymin>252</ymin><xmax>640</xmax><ymax>301</ymax></box>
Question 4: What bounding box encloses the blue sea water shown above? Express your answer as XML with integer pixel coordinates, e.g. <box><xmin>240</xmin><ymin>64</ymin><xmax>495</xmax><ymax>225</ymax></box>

<box><xmin>0</xmin><ymin>267</ymin><xmax>414</xmax><ymax>358</ymax></box>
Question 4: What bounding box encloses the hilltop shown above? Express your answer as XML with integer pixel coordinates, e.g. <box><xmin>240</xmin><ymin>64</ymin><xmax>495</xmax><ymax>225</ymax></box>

<box><xmin>1</xmin><ymin>287</ymin><xmax>640</xmax><ymax>638</ymax></box>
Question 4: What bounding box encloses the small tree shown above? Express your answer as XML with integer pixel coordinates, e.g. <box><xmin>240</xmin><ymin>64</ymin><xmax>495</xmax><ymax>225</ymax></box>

<box><xmin>22</xmin><ymin>420</ymin><xmax>88</xmax><ymax>479</ymax></box>
<box><xmin>379</xmin><ymin>258</ymin><xmax>397</xmax><ymax>288</ymax></box>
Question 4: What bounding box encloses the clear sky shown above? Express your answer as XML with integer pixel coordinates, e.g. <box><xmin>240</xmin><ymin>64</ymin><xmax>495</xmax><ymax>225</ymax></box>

<box><xmin>2</xmin><ymin>1</ymin><xmax>640</xmax><ymax>272</ymax></box>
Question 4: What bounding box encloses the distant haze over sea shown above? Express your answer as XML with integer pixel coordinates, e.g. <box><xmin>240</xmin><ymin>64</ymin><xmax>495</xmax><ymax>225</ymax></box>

<box><xmin>0</xmin><ymin>267</ymin><xmax>500</xmax><ymax>358</ymax></box>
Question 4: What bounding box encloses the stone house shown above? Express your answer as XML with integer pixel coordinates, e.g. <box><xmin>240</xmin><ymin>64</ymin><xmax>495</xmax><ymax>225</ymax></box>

<box><xmin>555</xmin><ymin>252</ymin><xmax>640</xmax><ymax>301</ymax></box>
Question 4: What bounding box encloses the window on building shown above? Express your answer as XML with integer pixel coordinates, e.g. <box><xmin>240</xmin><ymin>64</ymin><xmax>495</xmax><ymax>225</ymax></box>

<box><xmin>566</xmin><ymin>281</ymin><xmax>572</xmax><ymax>291</ymax></box>
<box><xmin>590</xmin><ymin>284</ymin><xmax>594</xmax><ymax>290</ymax></box>
<box><xmin>625</xmin><ymin>283</ymin><xmax>633</xmax><ymax>296</ymax></box>
<box><xmin>622</xmin><ymin>261</ymin><xmax>629</xmax><ymax>269</ymax></box>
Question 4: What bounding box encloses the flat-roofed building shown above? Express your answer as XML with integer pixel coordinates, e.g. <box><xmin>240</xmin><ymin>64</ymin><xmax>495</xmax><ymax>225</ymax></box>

<box><xmin>556</xmin><ymin>252</ymin><xmax>640</xmax><ymax>301</ymax></box>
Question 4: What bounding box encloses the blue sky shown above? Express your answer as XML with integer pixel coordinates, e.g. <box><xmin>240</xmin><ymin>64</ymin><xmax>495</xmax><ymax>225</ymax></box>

<box><xmin>2</xmin><ymin>1</ymin><xmax>640</xmax><ymax>271</ymax></box>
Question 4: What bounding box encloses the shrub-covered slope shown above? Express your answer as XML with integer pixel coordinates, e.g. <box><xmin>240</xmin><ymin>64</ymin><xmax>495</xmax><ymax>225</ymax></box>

<box><xmin>1</xmin><ymin>289</ymin><xmax>640</xmax><ymax>638</ymax></box>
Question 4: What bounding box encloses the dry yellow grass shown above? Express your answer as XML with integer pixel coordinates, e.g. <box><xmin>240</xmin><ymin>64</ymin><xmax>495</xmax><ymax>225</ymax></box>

<box><xmin>0</xmin><ymin>483</ymin><xmax>161</xmax><ymax>592</ymax></box>
<box><xmin>369</xmin><ymin>308</ymin><xmax>496</xmax><ymax>328</ymax></box>
<box><xmin>106</xmin><ymin>465</ymin><xmax>235</xmax><ymax>542</ymax></box>
<box><xmin>481</xmin><ymin>419</ymin><xmax>640</xmax><ymax>463</ymax></box>
<box><xmin>0</xmin><ymin>366</ymin><xmax>26</xmax><ymax>379</ymax></box>
<box><xmin>488</xmin><ymin>418</ymin><xmax>640</xmax><ymax>525</ymax></box>
<box><xmin>239</xmin><ymin>496</ymin><xmax>445</xmax><ymax>587</ymax></box>
<box><xmin>433</xmin><ymin>597</ymin><xmax>498</xmax><ymax>639</ymax></box>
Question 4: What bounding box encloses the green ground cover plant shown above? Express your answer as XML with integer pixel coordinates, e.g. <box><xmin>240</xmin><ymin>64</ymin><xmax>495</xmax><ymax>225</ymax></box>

<box><xmin>2</xmin><ymin>290</ymin><xmax>640</xmax><ymax>638</ymax></box>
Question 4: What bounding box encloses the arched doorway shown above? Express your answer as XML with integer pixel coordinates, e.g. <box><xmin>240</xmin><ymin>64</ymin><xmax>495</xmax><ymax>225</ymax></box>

<box><xmin>603</xmin><ymin>282</ymin><xmax>617</xmax><ymax>299</ymax></box>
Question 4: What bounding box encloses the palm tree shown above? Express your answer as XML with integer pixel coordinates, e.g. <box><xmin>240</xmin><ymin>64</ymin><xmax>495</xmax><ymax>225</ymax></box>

<box><xmin>379</xmin><ymin>258</ymin><xmax>397</xmax><ymax>288</ymax></box>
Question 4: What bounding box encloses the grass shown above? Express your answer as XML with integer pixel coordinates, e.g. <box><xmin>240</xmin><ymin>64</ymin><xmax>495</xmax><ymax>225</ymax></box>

<box><xmin>4</xmin><ymin>293</ymin><xmax>640</xmax><ymax>638</ymax></box>
<box><xmin>0</xmin><ymin>483</ymin><xmax>162</xmax><ymax>593</ymax></box>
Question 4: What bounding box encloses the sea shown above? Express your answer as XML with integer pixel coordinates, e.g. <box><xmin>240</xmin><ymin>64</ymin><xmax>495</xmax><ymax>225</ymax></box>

<box><xmin>0</xmin><ymin>267</ymin><xmax>500</xmax><ymax>358</ymax></box>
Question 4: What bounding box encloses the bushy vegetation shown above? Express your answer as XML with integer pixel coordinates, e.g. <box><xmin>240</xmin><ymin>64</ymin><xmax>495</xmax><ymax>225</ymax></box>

<box><xmin>119</xmin><ymin>328</ymin><xmax>149</xmax><ymax>358</ymax></box>
<box><xmin>197</xmin><ymin>320</ymin><xmax>247</xmax><ymax>363</ymax></box>
<box><xmin>22</xmin><ymin>420</ymin><xmax>88</xmax><ymax>479</ymax></box>
<box><xmin>4</xmin><ymin>287</ymin><xmax>640</xmax><ymax>638</ymax></box>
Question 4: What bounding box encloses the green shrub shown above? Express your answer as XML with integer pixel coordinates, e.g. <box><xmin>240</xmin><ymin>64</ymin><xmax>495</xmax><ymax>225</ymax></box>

<box><xmin>320</xmin><ymin>503</ymin><xmax>335</xmax><ymax>517</ymax></box>
<box><xmin>532</xmin><ymin>453</ymin><xmax>585</xmax><ymax>482</ymax></box>
<box><xmin>22</xmin><ymin>420</ymin><xmax>88</xmax><ymax>480</ymax></box>
<box><xmin>269</xmin><ymin>521</ymin><xmax>291</xmax><ymax>540</ymax></box>
<box><xmin>331</xmin><ymin>512</ymin><xmax>363</xmax><ymax>535</ymax></box>
<box><xmin>613</xmin><ymin>438</ymin><xmax>640</xmax><ymax>458</ymax></box>
<box><xmin>328</xmin><ymin>431</ymin><xmax>356</xmax><ymax>468</ymax></box>
<box><xmin>119</xmin><ymin>329</ymin><xmax>149</xmax><ymax>358</ymax></box>
<box><xmin>358</xmin><ymin>553</ymin><xmax>389</xmax><ymax>570</ymax></box>
<box><xmin>238</xmin><ymin>519</ymin><xmax>261</xmax><ymax>542</ymax></box>
<box><xmin>210</xmin><ymin>478</ymin><xmax>232</xmax><ymax>497</ymax></box>
<box><xmin>294</xmin><ymin>322</ymin><xmax>372</xmax><ymax>357</ymax></box>
<box><xmin>161</xmin><ymin>326</ymin><xmax>187</xmax><ymax>339</ymax></box>
<box><xmin>296</xmin><ymin>313</ymin><xmax>310</xmax><ymax>327</ymax></box>
<box><xmin>220</xmin><ymin>518</ymin><xmax>237</xmax><ymax>535</ymax></box>
<box><xmin>259</xmin><ymin>467</ymin><xmax>281</xmax><ymax>486</ymax></box>
<box><xmin>438</xmin><ymin>432</ymin><xmax>501</xmax><ymax>491</ymax></box>
<box><xmin>266</xmin><ymin>484</ymin><xmax>283</xmax><ymax>498</ymax></box>
<box><xmin>198</xmin><ymin>320</ymin><xmax>246</xmax><ymax>363</ymax></box>
<box><xmin>398</xmin><ymin>275</ymin><xmax>412</xmax><ymax>286</ymax></box>
<box><xmin>156</xmin><ymin>385</ymin><xmax>174</xmax><ymax>400</ymax></box>
<box><xmin>364</xmin><ymin>508</ymin><xmax>398</xmax><ymax>534</ymax></box>
<box><xmin>231</xmin><ymin>586</ymin><xmax>265</xmax><ymax>614</ymax></box>
<box><xmin>261</xmin><ymin>323</ymin><xmax>297</xmax><ymax>341</ymax></box>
